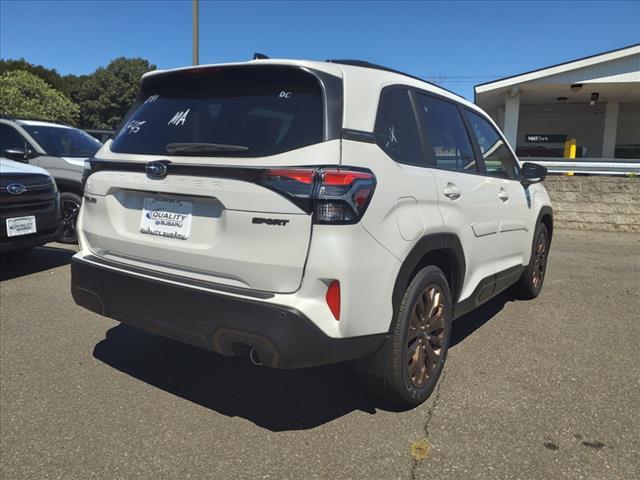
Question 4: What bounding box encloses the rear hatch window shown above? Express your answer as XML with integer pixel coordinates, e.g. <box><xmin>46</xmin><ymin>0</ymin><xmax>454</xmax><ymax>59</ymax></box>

<box><xmin>111</xmin><ymin>66</ymin><xmax>324</xmax><ymax>157</ymax></box>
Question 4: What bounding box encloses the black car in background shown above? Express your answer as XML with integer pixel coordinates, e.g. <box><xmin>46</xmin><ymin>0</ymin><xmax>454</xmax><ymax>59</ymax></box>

<box><xmin>0</xmin><ymin>157</ymin><xmax>62</xmax><ymax>254</ymax></box>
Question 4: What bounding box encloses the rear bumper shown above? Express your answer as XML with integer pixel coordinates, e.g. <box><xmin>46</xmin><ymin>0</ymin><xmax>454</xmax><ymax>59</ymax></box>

<box><xmin>71</xmin><ymin>256</ymin><xmax>385</xmax><ymax>369</ymax></box>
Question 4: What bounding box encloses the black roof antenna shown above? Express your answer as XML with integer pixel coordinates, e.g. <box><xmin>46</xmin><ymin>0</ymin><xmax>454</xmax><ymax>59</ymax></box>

<box><xmin>253</xmin><ymin>53</ymin><xmax>269</xmax><ymax>60</ymax></box>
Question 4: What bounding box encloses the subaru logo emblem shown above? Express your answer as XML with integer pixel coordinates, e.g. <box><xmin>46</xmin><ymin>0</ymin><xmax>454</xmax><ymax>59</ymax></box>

<box><xmin>146</xmin><ymin>161</ymin><xmax>169</xmax><ymax>179</ymax></box>
<box><xmin>6</xmin><ymin>183</ymin><xmax>27</xmax><ymax>195</ymax></box>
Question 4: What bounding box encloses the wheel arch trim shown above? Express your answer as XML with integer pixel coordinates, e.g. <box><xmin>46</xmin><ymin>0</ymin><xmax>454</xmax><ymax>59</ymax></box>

<box><xmin>55</xmin><ymin>178</ymin><xmax>83</xmax><ymax>194</ymax></box>
<box><xmin>536</xmin><ymin>206</ymin><xmax>554</xmax><ymax>241</ymax></box>
<box><xmin>392</xmin><ymin>233</ymin><xmax>466</xmax><ymax>319</ymax></box>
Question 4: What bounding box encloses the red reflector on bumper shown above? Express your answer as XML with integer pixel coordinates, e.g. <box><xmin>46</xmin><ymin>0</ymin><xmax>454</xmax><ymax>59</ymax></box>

<box><xmin>325</xmin><ymin>280</ymin><xmax>340</xmax><ymax>321</ymax></box>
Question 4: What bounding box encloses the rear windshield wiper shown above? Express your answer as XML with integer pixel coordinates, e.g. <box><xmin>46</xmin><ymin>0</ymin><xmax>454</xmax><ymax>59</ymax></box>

<box><xmin>165</xmin><ymin>142</ymin><xmax>249</xmax><ymax>154</ymax></box>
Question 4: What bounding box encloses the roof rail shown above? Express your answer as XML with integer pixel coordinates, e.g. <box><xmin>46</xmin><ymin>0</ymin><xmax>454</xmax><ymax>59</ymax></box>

<box><xmin>0</xmin><ymin>113</ymin><xmax>70</xmax><ymax>126</ymax></box>
<box><xmin>326</xmin><ymin>59</ymin><xmax>462</xmax><ymax>99</ymax></box>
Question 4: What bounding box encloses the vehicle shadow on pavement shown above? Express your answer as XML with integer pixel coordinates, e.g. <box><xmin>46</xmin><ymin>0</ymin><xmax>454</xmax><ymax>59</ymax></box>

<box><xmin>93</xmin><ymin>324</ymin><xmax>405</xmax><ymax>431</ymax></box>
<box><xmin>0</xmin><ymin>245</ymin><xmax>75</xmax><ymax>281</ymax></box>
<box><xmin>450</xmin><ymin>292</ymin><xmax>513</xmax><ymax>347</ymax></box>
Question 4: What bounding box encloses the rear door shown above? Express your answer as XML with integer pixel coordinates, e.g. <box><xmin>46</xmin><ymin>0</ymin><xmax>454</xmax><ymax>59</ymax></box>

<box><xmin>414</xmin><ymin>92</ymin><xmax>502</xmax><ymax>301</ymax></box>
<box><xmin>81</xmin><ymin>65</ymin><xmax>340</xmax><ymax>294</ymax></box>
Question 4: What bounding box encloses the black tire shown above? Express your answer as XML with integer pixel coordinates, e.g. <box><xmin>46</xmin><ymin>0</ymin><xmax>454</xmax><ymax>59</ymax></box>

<box><xmin>59</xmin><ymin>191</ymin><xmax>82</xmax><ymax>244</ymax></box>
<box><xmin>513</xmin><ymin>222</ymin><xmax>550</xmax><ymax>300</ymax></box>
<box><xmin>362</xmin><ymin>266</ymin><xmax>452</xmax><ymax>407</ymax></box>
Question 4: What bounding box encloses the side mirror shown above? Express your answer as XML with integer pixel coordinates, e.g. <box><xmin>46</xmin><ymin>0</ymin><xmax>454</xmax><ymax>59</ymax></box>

<box><xmin>2</xmin><ymin>148</ymin><xmax>29</xmax><ymax>162</ymax></box>
<box><xmin>520</xmin><ymin>162</ymin><xmax>547</xmax><ymax>186</ymax></box>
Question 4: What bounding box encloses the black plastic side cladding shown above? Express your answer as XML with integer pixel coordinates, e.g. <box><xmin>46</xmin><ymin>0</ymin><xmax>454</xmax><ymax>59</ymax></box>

<box><xmin>392</xmin><ymin>233</ymin><xmax>466</xmax><ymax>315</ymax></box>
<box><xmin>536</xmin><ymin>206</ymin><xmax>554</xmax><ymax>242</ymax></box>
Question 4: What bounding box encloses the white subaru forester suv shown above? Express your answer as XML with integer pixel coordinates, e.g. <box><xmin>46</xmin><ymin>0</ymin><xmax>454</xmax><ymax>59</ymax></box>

<box><xmin>71</xmin><ymin>59</ymin><xmax>553</xmax><ymax>407</ymax></box>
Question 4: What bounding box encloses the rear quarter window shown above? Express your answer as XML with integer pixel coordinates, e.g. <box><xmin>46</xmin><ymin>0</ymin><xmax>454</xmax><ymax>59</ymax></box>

<box><xmin>110</xmin><ymin>67</ymin><xmax>325</xmax><ymax>157</ymax></box>
<box><xmin>374</xmin><ymin>88</ymin><xmax>424</xmax><ymax>166</ymax></box>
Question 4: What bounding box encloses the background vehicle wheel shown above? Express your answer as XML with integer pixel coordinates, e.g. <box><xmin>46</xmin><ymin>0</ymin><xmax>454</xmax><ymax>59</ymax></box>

<box><xmin>362</xmin><ymin>265</ymin><xmax>452</xmax><ymax>407</ymax></box>
<box><xmin>513</xmin><ymin>223</ymin><xmax>550</xmax><ymax>299</ymax></box>
<box><xmin>59</xmin><ymin>192</ymin><xmax>82</xmax><ymax>244</ymax></box>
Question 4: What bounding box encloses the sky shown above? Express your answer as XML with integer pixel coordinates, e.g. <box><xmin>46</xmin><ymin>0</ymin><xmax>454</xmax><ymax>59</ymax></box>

<box><xmin>1</xmin><ymin>0</ymin><xmax>639</xmax><ymax>100</ymax></box>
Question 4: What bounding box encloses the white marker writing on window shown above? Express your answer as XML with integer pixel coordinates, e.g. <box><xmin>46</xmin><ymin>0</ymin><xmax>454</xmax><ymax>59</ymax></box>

<box><xmin>124</xmin><ymin>120</ymin><xmax>146</xmax><ymax>134</ymax></box>
<box><xmin>168</xmin><ymin>109</ymin><xmax>190</xmax><ymax>126</ymax></box>
<box><xmin>385</xmin><ymin>125</ymin><xmax>397</xmax><ymax>147</ymax></box>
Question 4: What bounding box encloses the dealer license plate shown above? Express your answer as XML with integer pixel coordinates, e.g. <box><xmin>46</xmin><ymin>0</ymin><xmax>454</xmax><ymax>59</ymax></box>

<box><xmin>6</xmin><ymin>215</ymin><xmax>37</xmax><ymax>237</ymax></box>
<box><xmin>140</xmin><ymin>198</ymin><xmax>193</xmax><ymax>240</ymax></box>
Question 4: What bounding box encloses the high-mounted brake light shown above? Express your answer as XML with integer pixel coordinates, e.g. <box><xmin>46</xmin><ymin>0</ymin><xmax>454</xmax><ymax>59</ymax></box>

<box><xmin>256</xmin><ymin>167</ymin><xmax>376</xmax><ymax>225</ymax></box>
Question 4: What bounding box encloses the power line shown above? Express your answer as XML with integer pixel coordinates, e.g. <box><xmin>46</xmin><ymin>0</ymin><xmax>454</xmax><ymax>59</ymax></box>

<box><xmin>422</xmin><ymin>74</ymin><xmax>510</xmax><ymax>85</ymax></box>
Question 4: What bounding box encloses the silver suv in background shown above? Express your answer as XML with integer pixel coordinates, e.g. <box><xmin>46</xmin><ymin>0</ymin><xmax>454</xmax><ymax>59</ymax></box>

<box><xmin>0</xmin><ymin>116</ymin><xmax>103</xmax><ymax>243</ymax></box>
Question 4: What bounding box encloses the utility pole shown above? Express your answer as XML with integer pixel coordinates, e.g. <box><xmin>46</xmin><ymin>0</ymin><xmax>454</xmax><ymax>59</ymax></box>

<box><xmin>193</xmin><ymin>0</ymin><xmax>199</xmax><ymax>65</ymax></box>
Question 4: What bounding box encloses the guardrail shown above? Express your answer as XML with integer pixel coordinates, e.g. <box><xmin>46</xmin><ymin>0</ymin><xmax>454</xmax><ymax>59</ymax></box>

<box><xmin>520</xmin><ymin>157</ymin><xmax>640</xmax><ymax>176</ymax></box>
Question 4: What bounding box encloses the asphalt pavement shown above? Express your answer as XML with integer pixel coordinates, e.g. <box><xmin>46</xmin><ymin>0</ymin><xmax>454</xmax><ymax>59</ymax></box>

<box><xmin>1</xmin><ymin>230</ymin><xmax>639</xmax><ymax>479</ymax></box>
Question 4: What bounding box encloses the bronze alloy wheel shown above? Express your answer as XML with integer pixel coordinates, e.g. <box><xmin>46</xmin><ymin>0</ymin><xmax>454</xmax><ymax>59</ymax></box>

<box><xmin>532</xmin><ymin>230</ymin><xmax>548</xmax><ymax>289</ymax></box>
<box><xmin>407</xmin><ymin>284</ymin><xmax>446</xmax><ymax>388</ymax></box>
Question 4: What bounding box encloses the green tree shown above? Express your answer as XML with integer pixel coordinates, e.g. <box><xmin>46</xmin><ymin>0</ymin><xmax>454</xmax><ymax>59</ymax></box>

<box><xmin>0</xmin><ymin>58</ymin><xmax>70</xmax><ymax>96</ymax></box>
<box><xmin>0</xmin><ymin>70</ymin><xmax>79</xmax><ymax>124</ymax></box>
<box><xmin>0</xmin><ymin>57</ymin><xmax>155</xmax><ymax>129</ymax></box>
<box><xmin>72</xmin><ymin>57</ymin><xmax>156</xmax><ymax>128</ymax></box>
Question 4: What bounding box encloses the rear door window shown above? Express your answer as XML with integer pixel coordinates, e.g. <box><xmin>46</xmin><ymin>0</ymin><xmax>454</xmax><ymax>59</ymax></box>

<box><xmin>415</xmin><ymin>94</ymin><xmax>477</xmax><ymax>173</ymax></box>
<box><xmin>464</xmin><ymin>110</ymin><xmax>518</xmax><ymax>179</ymax></box>
<box><xmin>374</xmin><ymin>88</ymin><xmax>424</xmax><ymax>166</ymax></box>
<box><xmin>110</xmin><ymin>67</ymin><xmax>325</xmax><ymax>157</ymax></box>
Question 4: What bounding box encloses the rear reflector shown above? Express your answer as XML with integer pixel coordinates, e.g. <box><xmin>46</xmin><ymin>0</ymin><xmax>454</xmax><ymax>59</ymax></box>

<box><xmin>326</xmin><ymin>280</ymin><xmax>341</xmax><ymax>321</ymax></box>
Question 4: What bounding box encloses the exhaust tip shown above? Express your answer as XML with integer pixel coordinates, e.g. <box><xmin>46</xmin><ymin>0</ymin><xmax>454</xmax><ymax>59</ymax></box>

<box><xmin>249</xmin><ymin>348</ymin><xmax>263</xmax><ymax>366</ymax></box>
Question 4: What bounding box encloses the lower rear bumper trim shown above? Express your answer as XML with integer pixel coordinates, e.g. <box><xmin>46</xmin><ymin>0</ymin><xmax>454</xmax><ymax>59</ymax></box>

<box><xmin>71</xmin><ymin>256</ymin><xmax>385</xmax><ymax>369</ymax></box>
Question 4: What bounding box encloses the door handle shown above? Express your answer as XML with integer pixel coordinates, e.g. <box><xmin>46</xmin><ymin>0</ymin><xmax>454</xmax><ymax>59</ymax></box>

<box><xmin>443</xmin><ymin>183</ymin><xmax>461</xmax><ymax>200</ymax></box>
<box><xmin>498</xmin><ymin>188</ymin><xmax>509</xmax><ymax>202</ymax></box>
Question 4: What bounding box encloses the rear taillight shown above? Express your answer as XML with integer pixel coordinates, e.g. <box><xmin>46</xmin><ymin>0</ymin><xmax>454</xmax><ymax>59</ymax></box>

<box><xmin>315</xmin><ymin>169</ymin><xmax>375</xmax><ymax>224</ymax></box>
<box><xmin>257</xmin><ymin>167</ymin><xmax>376</xmax><ymax>225</ymax></box>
